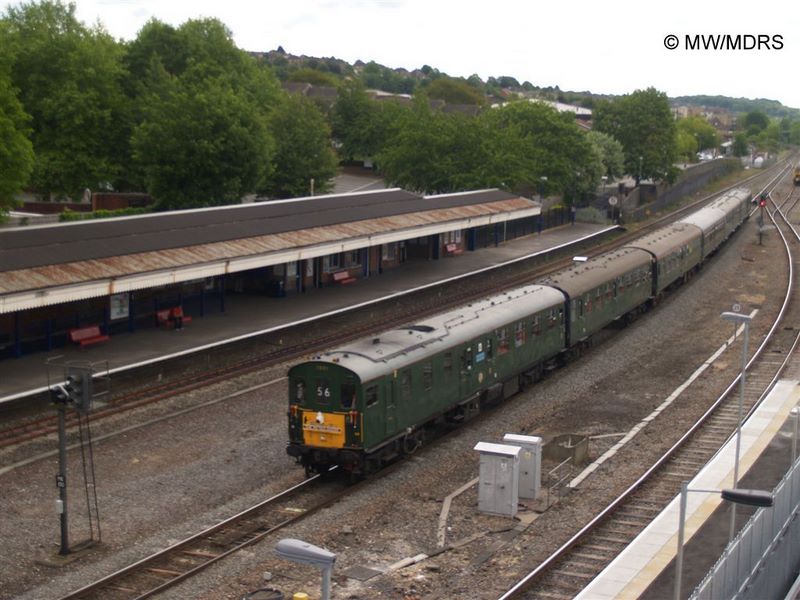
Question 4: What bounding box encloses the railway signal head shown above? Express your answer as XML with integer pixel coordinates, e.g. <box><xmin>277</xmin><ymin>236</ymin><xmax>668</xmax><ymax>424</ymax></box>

<box><xmin>759</xmin><ymin>194</ymin><xmax>767</xmax><ymax>207</ymax></box>
<box><xmin>51</xmin><ymin>384</ymin><xmax>70</xmax><ymax>405</ymax></box>
<box><xmin>63</xmin><ymin>367</ymin><xmax>93</xmax><ymax>412</ymax></box>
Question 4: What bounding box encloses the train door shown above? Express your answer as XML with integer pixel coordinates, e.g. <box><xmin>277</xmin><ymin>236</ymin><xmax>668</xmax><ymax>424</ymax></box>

<box><xmin>385</xmin><ymin>378</ymin><xmax>398</xmax><ymax>436</ymax></box>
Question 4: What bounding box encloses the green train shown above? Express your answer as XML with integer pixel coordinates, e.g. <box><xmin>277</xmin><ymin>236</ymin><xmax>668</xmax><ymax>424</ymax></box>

<box><xmin>286</xmin><ymin>188</ymin><xmax>752</xmax><ymax>476</ymax></box>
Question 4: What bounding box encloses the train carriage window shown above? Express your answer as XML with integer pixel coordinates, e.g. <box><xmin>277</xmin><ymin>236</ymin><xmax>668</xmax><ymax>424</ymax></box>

<box><xmin>423</xmin><ymin>362</ymin><xmax>433</xmax><ymax>391</ymax></box>
<box><xmin>514</xmin><ymin>322</ymin><xmax>525</xmax><ymax>348</ymax></box>
<box><xmin>515</xmin><ymin>322</ymin><xmax>526</xmax><ymax>347</ymax></box>
<box><xmin>315</xmin><ymin>378</ymin><xmax>331</xmax><ymax>404</ymax></box>
<box><xmin>498</xmin><ymin>328</ymin><xmax>509</xmax><ymax>354</ymax></box>
<box><xmin>292</xmin><ymin>379</ymin><xmax>305</xmax><ymax>404</ymax></box>
<box><xmin>486</xmin><ymin>338</ymin><xmax>493</xmax><ymax>358</ymax></box>
<box><xmin>531</xmin><ymin>315</ymin><xmax>541</xmax><ymax>336</ymax></box>
<box><xmin>400</xmin><ymin>369</ymin><xmax>412</xmax><ymax>401</ymax></box>
<box><xmin>365</xmin><ymin>386</ymin><xmax>378</xmax><ymax>408</ymax></box>
<box><xmin>340</xmin><ymin>380</ymin><xmax>356</xmax><ymax>409</ymax></box>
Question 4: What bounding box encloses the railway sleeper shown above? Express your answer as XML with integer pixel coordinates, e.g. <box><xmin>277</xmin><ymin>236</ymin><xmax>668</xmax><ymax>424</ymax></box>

<box><xmin>614</xmin><ymin>518</ymin><xmax>651</xmax><ymax>528</ymax></box>
<box><xmin>569</xmin><ymin>559</ymin><xmax>605</xmax><ymax>570</ymax></box>
<box><xmin>627</xmin><ymin>500</ymin><xmax>667</xmax><ymax>510</ymax></box>
<box><xmin>552</xmin><ymin>569</ymin><xmax>597</xmax><ymax>580</ymax></box>
<box><xmin>572</xmin><ymin>550</ymin><xmax>613</xmax><ymax>561</ymax></box>
<box><xmin>533</xmin><ymin>591</ymin><xmax>574</xmax><ymax>600</ymax></box>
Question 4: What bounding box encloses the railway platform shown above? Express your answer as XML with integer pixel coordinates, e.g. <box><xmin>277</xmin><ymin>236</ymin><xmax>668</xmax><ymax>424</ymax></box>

<box><xmin>0</xmin><ymin>222</ymin><xmax>615</xmax><ymax>404</ymax></box>
<box><xmin>574</xmin><ymin>378</ymin><xmax>800</xmax><ymax>600</ymax></box>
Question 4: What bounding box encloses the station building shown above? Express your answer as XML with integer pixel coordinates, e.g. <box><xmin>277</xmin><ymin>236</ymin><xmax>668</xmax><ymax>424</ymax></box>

<box><xmin>0</xmin><ymin>188</ymin><xmax>546</xmax><ymax>360</ymax></box>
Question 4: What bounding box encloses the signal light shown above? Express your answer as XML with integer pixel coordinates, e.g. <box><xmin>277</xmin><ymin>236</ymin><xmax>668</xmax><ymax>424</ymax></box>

<box><xmin>51</xmin><ymin>367</ymin><xmax>93</xmax><ymax>412</ymax></box>
<box><xmin>759</xmin><ymin>194</ymin><xmax>767</xmax><ymax>208</ymax></box>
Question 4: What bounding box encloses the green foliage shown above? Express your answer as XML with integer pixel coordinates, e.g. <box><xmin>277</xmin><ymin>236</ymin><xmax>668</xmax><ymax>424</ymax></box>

<box><xmin>360</xmin><ymin>61</ymin><xmax>416</xmax><ymax>94</ymax></box>
<box><xmin>675</xmin><ymin>129</ymin><xmax>698</xmax><ymax>163</ymax></box>
<box><xmin>3</xmin><ymin>0</ymin><xmax>128</xmax><ymax>199</ymax></box>
<box><xmin>483</xmin><ymin>101</ymin><xmax>600</xmax><ymax>200</ymax></box>
<box><xmin>287</xmin><ymin>68</ymin><xmax>340</xmax><ymax>87</ymax></box>
<box><xmin>673</xmin><ymin>95</ymin><xmax>799</xmax><ymax>119</ymax></box>
<box><xmin>594</xmin><ymin>88</ymin><xmax>677</xmax><ymax>183</ymax></box>
<box><xmin>790</xmin><ymin>122</ymin><xmax>800</xmax><ymax>145</ymax></box>
<box><xmin>423</xmin><ymin>77</ymin><xmax>486</xmax><ymax>106</ymax></box>
<box><xmin>377</xmin><ymin>99</ymin><xmax>493</xmax><ymax>194</ymax></box>
<box><xmin>377</xmin><ymin>99</ymin><xmax>599</xmax><ymax>199</ymax></box>
<box><xmin>732</xmin><ymin>133</ymin><xmax>749</xmax><ymax>156</ymax></box>
<box><xmin>132</xmin><ymin>70</ymin><xmax>274</xmax><ymax>208</ymax></box>
<box><xmin>585</xmin><ymin>131</ymin><xmax>625</xmax><ymax>179</ymax></box>
<box><xmin>676</xmin><ymin>116</ymin><xmax>719</xmax><ymax>151</ymax></box>
<box><xmin>742</xmin><ymin>110</ymin><xmax>769</xmax><ymax>135</ymax></box>
<box><xmin>59</xmin><ymin>206</ymin><xmax>151</xmax><ymax>221</ymax></box>
<box><xmin>0</xmin><ymin>28</ymin><xmax>34</xmax><ymax>214</ymax></box>
<box><xmin>261</xmin><ymin>94</ymin><xmax>338</xmax><ymax>199</ymax></box>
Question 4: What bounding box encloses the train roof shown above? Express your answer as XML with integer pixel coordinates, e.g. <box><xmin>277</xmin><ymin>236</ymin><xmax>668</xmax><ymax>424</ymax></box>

<box><xmin>537</xmin><ymin>247</ymin><xmax>652</xmax><ymax>299</ymax></box>
<box><xmin>624</xmin><ymin>222</ymin><xmax>702</xmax><ymax>259</ymax></box>
<box><xmin>679</xmin><ymin>187</ymin><xmax>749</xmax><ymax>235</ymax></box>
<box><xmin>299</xmin><ymin>284</ymin><xmax>566</xmax><ymax>382</ymax></box>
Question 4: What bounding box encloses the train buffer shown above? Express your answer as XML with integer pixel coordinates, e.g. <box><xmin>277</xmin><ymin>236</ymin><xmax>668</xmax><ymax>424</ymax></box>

<box><xmin>69</xmin><ymin>325</ymin><xmax>110</xmax><ymax>348</ymax></box>
<box><xmin>332</xmin><ymin>270</ymin><xmax>357</xmax><ymax>285</ymax></box>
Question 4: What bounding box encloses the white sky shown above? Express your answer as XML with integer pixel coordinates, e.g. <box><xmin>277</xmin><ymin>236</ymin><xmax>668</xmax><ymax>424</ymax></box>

<box><xmin>3</xmin><ymin>0</ymin><xmax>799</xmax><ymax>109</ymax></box>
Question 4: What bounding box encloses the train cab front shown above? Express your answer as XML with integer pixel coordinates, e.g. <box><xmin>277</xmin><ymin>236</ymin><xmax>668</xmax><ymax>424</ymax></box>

<box><xmin>286</xmin><ymin>362</ymin><xmax>364</xmax><ymax>476</ymax></box>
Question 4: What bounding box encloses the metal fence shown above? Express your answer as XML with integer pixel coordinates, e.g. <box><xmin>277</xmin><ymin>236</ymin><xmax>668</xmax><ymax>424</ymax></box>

<box><xmin>691</xmin><ymin>458</ymin><xmax>800</xmax><ymax>599</ymax></box>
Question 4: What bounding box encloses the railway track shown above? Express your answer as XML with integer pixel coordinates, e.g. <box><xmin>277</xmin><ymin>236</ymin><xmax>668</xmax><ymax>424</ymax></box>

<box><xmin>499</xmin><ymin>164</ymin><xmax>800</xmax><ymax>599</ymax></box>
<box><xmin>59</xmin><ymin>475</ymin><xmax>344</xmax><ymax>599</ymax></box>
<box><xmin>1</xmin><ymin>163</ymin><xmax>788</xmax><ymax>452</ymax></box>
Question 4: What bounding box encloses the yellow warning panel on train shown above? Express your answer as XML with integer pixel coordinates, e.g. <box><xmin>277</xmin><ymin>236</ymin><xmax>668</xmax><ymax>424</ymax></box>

<box><xmin>302</xmin><ymin>411</ymin><xmax>345</xmax><ymax>448</ymax></box>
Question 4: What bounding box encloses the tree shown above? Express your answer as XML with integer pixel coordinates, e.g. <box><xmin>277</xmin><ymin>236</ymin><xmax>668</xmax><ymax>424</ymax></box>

<box><xmin>132</xmin><ymin>69</ymin><xmax>274</xmax><ymax>208</ymax></box>
<box><xmin>126</xmin><ymin>16</ymin><xmax>283</xmax><ymax>207</ymax></box>
<box><xmin>481</xmin><ymin>101</ymin><xmax>600</xmax><ymax>200</ymax></box>
<box><xmin>3</xmin><ymin>0</ymin><xmax>128</xmax><ymax>199</ymax></box>
<box><xmin>742</xmin><ymin>110</ymin><xmax>769</xmax><ymax>136</ymax></box>
<box><xmin>675</xmin><ymin>129</ymin><xmax>698</xmax><ymax>163</ymax></box>
<box><xmin>676</xmin><ymin>116</ymin><xmax>719</xmax><ymax>152</ymax></box>
<box><xmin>585</xmin><ymin>131</ymin><xmax>625</xmax><ymax>179</ymax></box>
<box><xmin>331</xmin><ymin>79</ymin><xmax>412</xmax><ymax>163</ymax></box>
<box><xmin>424</xmin><ymin>76</ymin><xmax>486</xmax><ymax>106</ymax></box>
<box><xmin>261</xmin><ymin>94</ymin><xmax>338</xmax><ymax>199</ymax></box>
<box><xmin>287</xmin><ymin>68</ymin><xmax>339</xmax><ymax>87</ymax></box>
<box><xmin>331</xmin><ymin>79</ymin><xmax>377</xmax><ymax>161</ymax></box>
<box><xmin>732</xmin><ymin>133</ymin><xmax>749</xmax><ymax>157</ymax></box>
<box><xmin>377</xmin><ymin>98</ymin><xmax>491</xmax><ymax>194</ymax></box>
<box><xmin>594</xmin><ymin>88</ymin><xmax>677</xmax><ymax>184</ymax></box>
<box><xmin>0</xmin><ymin>32</ymin><xmax>34</xmax><ymax>215</ymax></box>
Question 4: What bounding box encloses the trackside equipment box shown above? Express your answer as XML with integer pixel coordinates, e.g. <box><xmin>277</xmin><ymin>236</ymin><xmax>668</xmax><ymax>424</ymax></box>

<box><xmin>502</xmin><ymin>433</ymin><xmax>542</xmax><ymax>500</ymax></box>
<box><xmin>474</xmin><ymin>442</ymin><xmax>520</xmax><ymax>518</ymax></box>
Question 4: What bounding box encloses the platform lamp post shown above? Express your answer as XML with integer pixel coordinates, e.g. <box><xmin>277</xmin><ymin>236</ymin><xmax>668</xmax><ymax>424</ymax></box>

<box><xmin>720</xmin><ymin>310</ymin><xmax>752</xmax><ymax>543</ymax></box>
<box><xmin>275</xmin><ymin>538</ymin><xmax>336</xmax><ymax>600</ymax></box>
<box><xmin>674</xmin><ymin>483</ymin><xmax>773</xmax><ymax>600</ymax></box>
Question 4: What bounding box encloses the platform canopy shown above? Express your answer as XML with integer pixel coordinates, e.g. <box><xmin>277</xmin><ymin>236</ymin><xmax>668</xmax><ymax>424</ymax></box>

<box><xmin>0</xmin><ymin>188</ymin><xmax>540</xmax><ymax>313</ymax></box>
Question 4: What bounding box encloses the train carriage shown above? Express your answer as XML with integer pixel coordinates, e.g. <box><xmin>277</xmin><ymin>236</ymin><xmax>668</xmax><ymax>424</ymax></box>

<box><xmin>287</xmin><ymin>284</ymin><xmax>567</xmax><ymax>475</ymax></box>
<box><xmin>286</xmin><ymin>186</ymin><xmax>753</xmax><ymax>476</ymax></box>
<box><xmin>680</xmin><ymin>188</ymin><xmax>751</xmax><ymax>258</ymax></box>
<box><xmin>625</xmin><ymin>222</ymin><xmax>703</xmax><ymax>295</ymax></box>
<box><xmin>537</xmin><ymin>247</ymin><xmax>653</xmax><ymax>347</ymax></box>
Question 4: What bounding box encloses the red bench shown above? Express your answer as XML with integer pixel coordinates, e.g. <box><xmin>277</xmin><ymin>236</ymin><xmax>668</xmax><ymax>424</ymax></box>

<box><xmin>156</xmin><ymin>307</ymin><xmax>192</xmax><ymax>329</ymax></box>
<box><xmin>332</xmin><ymin>270</ymin><xmax>357</xmax><ymax>285</ymax></box>
<box><xmin>69</xmin><ymin>325</ymin><xmax>110</xmax><ymax>348</ymax></box>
